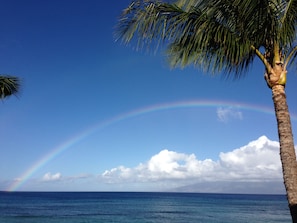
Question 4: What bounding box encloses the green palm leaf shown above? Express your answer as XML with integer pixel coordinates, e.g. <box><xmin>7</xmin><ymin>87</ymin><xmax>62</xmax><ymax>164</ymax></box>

<box><xmin>0</xmin><ymin>75</ymin><xmax>20</xmax><ymax>99</ymax></box>
<box><xmin>116</xmin><ymin>0</ymin><xmax>297</xmax><ymax>77</ymax></box>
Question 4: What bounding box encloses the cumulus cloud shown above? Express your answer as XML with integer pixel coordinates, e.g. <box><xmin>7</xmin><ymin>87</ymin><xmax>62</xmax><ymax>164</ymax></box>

<box><xmin>18</xmin><ymin>136</ymin><xmax>285</xmax><ymax>193</ymax></box>
<box><xmin>102</xmin><ymin>150</ymin><xmax>216</xmax><ymax>182</ymax></box>
<box><xmin>219</xmin><ymin>136</ymin><xmax>281</xmax><ymax>180</ymax></box>
<box><xmin>42</xmin><ymin>172</ymin><xmax>62</xmax><ymax>182</ymax></box>
<box><xmin>217</xmin><ymin>107</ymin><xmax>243</xmax><ymax>122</ymax></box>
<box><xmin>101</xmin><ymin>136</ymin><xmax>282</xmax><ymax>185</ymax></box>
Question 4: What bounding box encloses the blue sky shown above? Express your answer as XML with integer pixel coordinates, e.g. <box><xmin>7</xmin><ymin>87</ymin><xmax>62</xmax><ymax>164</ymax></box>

<box><xmin>1</xmin><ymin>0</ymin><xmax>297</xmax><ymax>193</ymax></box>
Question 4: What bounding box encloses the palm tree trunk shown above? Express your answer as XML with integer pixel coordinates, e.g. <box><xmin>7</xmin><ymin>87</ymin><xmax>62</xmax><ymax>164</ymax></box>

<box><xmin>272</xmin><ymin>84</ymin><xmax>297</xmax><ymax>222</ymax></box>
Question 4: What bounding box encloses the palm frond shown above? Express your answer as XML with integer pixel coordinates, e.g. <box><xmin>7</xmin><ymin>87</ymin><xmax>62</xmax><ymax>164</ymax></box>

<box><xmin>116</xmin><ymin>0</ymin><xmax>297</xmax><ymax>78</ymax></box>
<box><xmin>115</xmin><ymin>1</ymin><xmax>182</xmax><ymax>48</ymax></box>
<box><xmin>167</xmin><ymin>0</ymin><xmax>258</xmax><ymax>77</ymax></box>
<box><xmin>174</xmin><ymin>0</ymin><xmax>201</xmax><ymax>11</ymax></box>
<box><xmin>283</xmin><ymin>45</ymin><xmax>297</xmax><ymax>68</ymax></box>
<box><xmin>279</xmin><ymin>0</ymin><xmax>297</xmax><ymax>45</ymax></box>
<box><xmin>0</xmin><ymin>75</ymin><xmax>20</xmax><ymax>99</ymax></box>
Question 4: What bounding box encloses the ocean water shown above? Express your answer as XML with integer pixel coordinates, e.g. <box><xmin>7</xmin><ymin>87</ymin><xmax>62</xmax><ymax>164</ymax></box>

<box><xmin>0</xmin><ymin>192</ymin><xmax>291</xmax><ymax>223</ymax></box>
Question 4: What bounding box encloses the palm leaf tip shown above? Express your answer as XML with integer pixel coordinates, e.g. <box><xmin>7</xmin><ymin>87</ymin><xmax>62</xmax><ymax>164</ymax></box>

<box><xmin>0</xmin><ymin>75</ymin><xmax>20</xmax><ymax>99</ymax></box>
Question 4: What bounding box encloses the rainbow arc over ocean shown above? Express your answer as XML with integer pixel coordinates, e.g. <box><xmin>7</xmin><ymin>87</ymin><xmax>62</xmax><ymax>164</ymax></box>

<box><xmin>6</xmin><ymin>99</ymin><xmax>297</xmax><ymax>192</ymax></box>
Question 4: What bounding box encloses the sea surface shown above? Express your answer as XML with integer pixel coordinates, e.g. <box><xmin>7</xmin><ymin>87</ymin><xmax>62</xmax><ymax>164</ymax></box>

<box><xmin>0</xmin><ymin>192</ymin><xmax>292</xmax><ymax>223</ymax></box>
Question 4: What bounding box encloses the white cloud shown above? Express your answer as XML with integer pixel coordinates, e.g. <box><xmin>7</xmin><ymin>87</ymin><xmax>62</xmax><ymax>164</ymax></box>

<box><xmin>217</xmin><ymin>107</ymin><xmax>243</xmax><ymax>122</ymax></box>
<box><xmin>101</xmin><ymin>136</ymin><xmax>282</xmax><ymax>185</ymax></box>
<box><xmin>102</xmin><ymin>150</ymin><xmax>217</xmax><ymax>182</ymax></box>
<box><xmin>13</xmin><ymin>136</ymin><xmax>285</xmax><ymax>193</ymax></box>
<box><xmin>219</xmin><ymin>136</ymin><xmax>281</xmax><ymax>179</ymax></box>
<box><xmin>42</xmin><ymin>172</ymin><xmax>62</xmax><ymax>182</ymax></box>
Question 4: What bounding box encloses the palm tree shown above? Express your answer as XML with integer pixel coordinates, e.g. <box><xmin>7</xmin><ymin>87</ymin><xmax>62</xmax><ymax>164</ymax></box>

<box><xmin>0</xmin><ymin>75</ymin><xmax>20</xmax><ymax>99</ymax></box>
<box><xmin>116</xmin><ymin>0</ymin><xmax>297</xmax><ymax>221</ymax></box>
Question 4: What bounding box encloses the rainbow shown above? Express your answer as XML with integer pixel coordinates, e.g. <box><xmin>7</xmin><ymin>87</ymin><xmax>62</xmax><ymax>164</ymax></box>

<box><xmin>6</xmin><ymin>99</ymin><xmax>297</xmax><ymax>192</ymax></box>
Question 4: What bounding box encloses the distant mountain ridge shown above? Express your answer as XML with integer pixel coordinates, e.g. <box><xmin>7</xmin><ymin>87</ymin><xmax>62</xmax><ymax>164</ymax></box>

<box><xmin>172</xmin><ymin>181</ymin><xmax>285</xmax><ymax>194</ymax></box>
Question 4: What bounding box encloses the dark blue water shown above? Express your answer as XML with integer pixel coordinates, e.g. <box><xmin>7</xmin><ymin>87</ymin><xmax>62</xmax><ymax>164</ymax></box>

<box><xmin>0</xmin><ymin>192</ymin><xmax>291</xmax><ymax>222</ymax></box>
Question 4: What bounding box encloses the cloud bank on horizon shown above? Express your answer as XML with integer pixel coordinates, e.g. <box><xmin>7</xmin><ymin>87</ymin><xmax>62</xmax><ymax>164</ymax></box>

<box><xmin>6</xmin><ymin>135</ymin><xmax>285</xmax><ymax>193</ymax></box>
<box><xmin>101</xmin><ymin>135</ymin><xmax>281</xmax><ymax>183</ymax></box>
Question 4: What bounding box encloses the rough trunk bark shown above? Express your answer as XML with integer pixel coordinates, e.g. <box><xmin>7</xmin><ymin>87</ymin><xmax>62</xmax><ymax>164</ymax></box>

<box><xmin>271</xmin><ymin>84</ymin><xmax>297</xmax><ymax>222</ymax></box>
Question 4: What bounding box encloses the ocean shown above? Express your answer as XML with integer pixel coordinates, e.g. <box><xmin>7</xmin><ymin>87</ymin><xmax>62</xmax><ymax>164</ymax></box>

<box><xmin>0</xmin><ymin>192</ymin><xmax>291</xmax><ymax>223</ymax></box>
